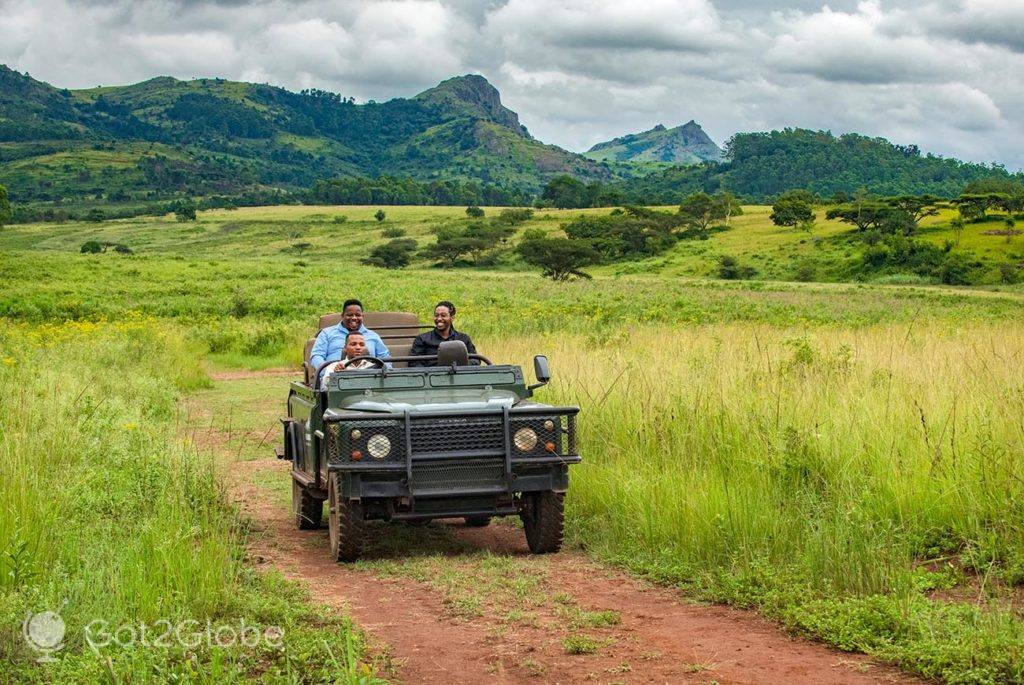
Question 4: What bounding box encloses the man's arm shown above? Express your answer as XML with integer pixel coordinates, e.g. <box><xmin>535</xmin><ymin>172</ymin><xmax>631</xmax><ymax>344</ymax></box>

<box><xmin>309</xmin><ymin>329</ymin><xmax>333</xmax><ymax>369</ymax></box>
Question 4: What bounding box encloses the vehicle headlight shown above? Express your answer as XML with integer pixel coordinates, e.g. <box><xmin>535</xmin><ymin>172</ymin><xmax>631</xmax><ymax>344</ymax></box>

<box><xmin>513</xmin><ymin>427</ymin><xmax>538</xmax><ymax>452</ymax></box>
<box><xmin>367</xmin><ymin>434</ymin><xmax>391</xmax><ymax>459</ymax></box>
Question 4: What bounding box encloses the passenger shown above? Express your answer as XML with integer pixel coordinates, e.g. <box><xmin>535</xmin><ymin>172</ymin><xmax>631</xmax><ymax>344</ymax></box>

<box><xmin>319</xmin><ymin>333</ymin><xmax>376</xmax><ymax>389</ymax></box>
<box><xmin>309</xmin><ymin>299</ymin><xmax>390</xmax><ymax>374</ymax></box>
<box><xmin>409</xmin><ymin>300</ymin><xmax>478</xmax><ymax>367</ymax></box>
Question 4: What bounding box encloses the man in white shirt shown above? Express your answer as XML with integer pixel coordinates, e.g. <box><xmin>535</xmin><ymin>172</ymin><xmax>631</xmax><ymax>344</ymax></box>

<box><xmin>319</xmin><ymin>332</ymin><xmax>376</xmax><ymax>389</ymax></box>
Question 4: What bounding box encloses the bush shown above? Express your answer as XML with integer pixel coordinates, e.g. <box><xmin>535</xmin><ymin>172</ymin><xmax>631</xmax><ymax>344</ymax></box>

<box><xmin>793</xmin><ymin>260</ymin><xmax>816</xmax><ymax>282</ymax></box>
<box><xmin>363</xmin><ymin>238</ymin><xmax>417</xmax><ymax>269</ymax></box>
<box><xmin>112</xmin><ymin>244</ymin><xmax>133</xmax><ymax>255</ymax></box>
<box><xmin>381</xmin><ymin>227</ymin><xmax>406</xmax><ymax>238</ymax></box>
<box><xmin>374</xmin><ymin>209</ymin><xmax>386</xmax><ymax>222</ymax></box>
<box><xmin>495</xmin><ymin>208</ymin><xmax>533</xmax><ymax>225</ymax></box>
<box><xmin>998</xmin><ymin>263</ymin><xmax>1020</xmax><ymax>284</ymax></box>
<box><xmin>80</xmin><ymin>241</ymin><xmax>102</xmax><ymax>254</ymax></box>
<box><xmin>937</xmin><ymin>253</ymin><xmax>976</xmax><ymax>285</ymax></box>
<box><xmin>717</xmin><ymin>255</ymin><xmax>757</xmax><ymax>280</ymax></box>
<box><xmin>174</xmin><ymin>205</ymin><xmax>197</xmax><ymax>222</ymax></box>
<box><xmin>465</xmin><ymin>205</ymin><xmax>485</xmax><ymax>218</ymax></box>
<box><xmin>332</xmin><ymin>215</ymin><xmax>347</xmax><ymax>224</ymax></box>
<box><xmin>85</xmin><ymin>208</ymin><xmax>106</xmax><ymax>223</ymax></box>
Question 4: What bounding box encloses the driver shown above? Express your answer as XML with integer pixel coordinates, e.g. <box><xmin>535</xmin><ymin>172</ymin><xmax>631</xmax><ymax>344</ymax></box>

<box><xmin>319</xmin><ymin>333</ymin><xmax>375</xmax><ymax>389</ymax></box>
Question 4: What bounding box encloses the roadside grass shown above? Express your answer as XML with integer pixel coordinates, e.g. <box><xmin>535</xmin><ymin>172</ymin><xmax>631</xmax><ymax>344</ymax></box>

<box><xmin>0</xmin><ymin>321</ymin><xmax>381</xmax><ymax>683</ymax></box>
<box><xmin>487</xmin><ymin>325</ymin><xmax>1024</xmax><ymax>684</ymax></box>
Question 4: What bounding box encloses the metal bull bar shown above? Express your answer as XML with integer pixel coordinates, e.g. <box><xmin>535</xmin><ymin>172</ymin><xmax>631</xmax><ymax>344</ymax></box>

<box><xmin>324</xmin><ymin>405</ymin><xmax>581</xmax><ymax>497</ymax></box>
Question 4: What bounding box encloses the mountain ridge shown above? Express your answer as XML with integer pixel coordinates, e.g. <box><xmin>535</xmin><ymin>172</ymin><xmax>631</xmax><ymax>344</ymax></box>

<box><xmin>585</xmin><ymin>121</ymin><xmax>724</xmax><ymax>164</ymax></box>
<box><xmin>0</xmin><ymin>66</ymin><xmax>605</xmax><ymax>203</ymax></box>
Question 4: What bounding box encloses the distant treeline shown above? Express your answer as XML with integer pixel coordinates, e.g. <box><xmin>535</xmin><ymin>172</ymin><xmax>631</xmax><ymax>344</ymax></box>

<box><xmin>306</xmin><ymin>176</ymin><xmax>533</xmax><ymax>207</ymax></box>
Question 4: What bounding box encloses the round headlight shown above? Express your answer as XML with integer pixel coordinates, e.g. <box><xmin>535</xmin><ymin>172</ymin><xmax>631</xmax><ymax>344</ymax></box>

<box><xmin>367</xmin><ymin>433</ymin><xmax>391</xmax><ymax>459</ymax></box>
<box><xmin>513</xmin><ymin>427</ymin><xmax>538</xmax><ymax>452</ymax></box>
<box><xmin>350</xmin><ymin>429</ymin><xmax>362</xmax><ymax>441</ymax></box>
<box><xmin>543</xmin><ymin>420</ymin><xmax>554</xmax><ymax>431</ymax></box>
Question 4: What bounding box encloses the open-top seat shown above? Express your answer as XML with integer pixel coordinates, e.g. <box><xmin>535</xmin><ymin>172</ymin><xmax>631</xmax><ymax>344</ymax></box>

<box><xmin>303</xmin><ymin>311</ymin><xmax>425</xmax><ymax>385</ymax></box>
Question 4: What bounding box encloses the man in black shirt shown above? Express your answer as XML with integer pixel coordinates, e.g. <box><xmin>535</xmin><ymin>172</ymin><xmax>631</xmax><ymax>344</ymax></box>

<box><xmin>409</xmin><ymin>300</ymin><xmax>478</xmax><ymax>366</ymax></box>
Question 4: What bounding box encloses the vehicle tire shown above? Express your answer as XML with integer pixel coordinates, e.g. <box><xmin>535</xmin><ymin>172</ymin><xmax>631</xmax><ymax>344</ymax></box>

<box><xmin>521</xmin><ymin>491</ymin><xmax>564</xmax><ymax>554</ymax></box>
<box><xmin>292</xmin><ymin>480</ymin><xmax>322</xmax><ymax>530</ymax></box>
<box><xmin>464</xmin><ymin>516</ymin><xmax>492</xmax><ymax>528</ymax></box>
<box><xmin>328</xmin><ymin>473</ymin><xmax>364</xmax><ymax>562</ymax></box>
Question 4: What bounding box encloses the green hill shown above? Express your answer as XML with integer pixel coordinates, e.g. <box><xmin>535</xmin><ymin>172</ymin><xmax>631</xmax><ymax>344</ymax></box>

<box><xmin>584</xmin><ymin>121</ymin><xmax>723</xmax><ymax>164</ymax></box>
<box><xmin>618</xmin><ymin>128</ymin><xmax>1021</xmax><ymax>202</ymax></box>
<box><xmin>0</xmin><ymin>67</ymin><xmax>605</xmax><ymax>204</ymax></box>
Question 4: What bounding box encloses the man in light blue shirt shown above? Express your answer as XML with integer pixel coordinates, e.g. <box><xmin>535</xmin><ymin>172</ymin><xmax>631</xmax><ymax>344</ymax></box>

<box><xmin>309</xmin><ymin>299</ymin><xmax>390</xmax><ymax>377</ymax></box>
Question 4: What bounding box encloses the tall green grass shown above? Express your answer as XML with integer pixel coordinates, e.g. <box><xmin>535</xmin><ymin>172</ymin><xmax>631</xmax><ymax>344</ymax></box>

<box><xmin>491</xmin><ymin>324</ymin><xmax>1024</xmax><ymax>683</ymax></box>
<box><xmin>0</xmin><ymin>319</ymin><xmax>380</xmax><ymax>683</ymax></box>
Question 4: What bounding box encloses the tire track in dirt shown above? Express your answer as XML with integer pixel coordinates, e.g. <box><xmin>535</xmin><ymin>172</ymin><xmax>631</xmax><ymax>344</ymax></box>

<box><xmin>196</xmin><ymin>370</ymin><xmax>920</xmax><ymax>684</ymax></box>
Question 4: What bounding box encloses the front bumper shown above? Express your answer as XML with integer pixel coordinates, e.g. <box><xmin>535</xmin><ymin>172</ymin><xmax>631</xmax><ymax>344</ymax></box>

<box><xmin>324</xmin><ymin>405</ymin><xmax>581</xmax><ymax>499</ymax></box>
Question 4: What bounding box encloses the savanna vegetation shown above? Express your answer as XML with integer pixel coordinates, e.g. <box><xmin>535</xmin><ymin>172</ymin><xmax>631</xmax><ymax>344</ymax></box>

<box><xmin>2</xmin><ymin>202</ymin><xmax>1023</xmax><ymax>682</ymax></box>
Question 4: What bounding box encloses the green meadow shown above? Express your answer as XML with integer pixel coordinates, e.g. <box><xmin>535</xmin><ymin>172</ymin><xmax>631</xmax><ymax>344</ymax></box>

<box><xmin>2</xmin><ymin>204</ymin><xmax>1023</xmax><ymax>682</ymax></box>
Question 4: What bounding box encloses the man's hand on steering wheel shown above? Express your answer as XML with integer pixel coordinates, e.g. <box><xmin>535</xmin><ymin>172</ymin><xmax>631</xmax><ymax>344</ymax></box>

<box><xmin>341</xmin><ymin>355</ymin><xmax>387</xmax><ymax>369</ymax></box>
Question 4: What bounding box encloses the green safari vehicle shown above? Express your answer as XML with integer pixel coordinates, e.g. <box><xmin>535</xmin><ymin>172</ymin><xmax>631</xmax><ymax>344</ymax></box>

<box><xmin>278</xmin><ymin>312</ymin><xmax>582</xmax><ymax>562</ymax></box>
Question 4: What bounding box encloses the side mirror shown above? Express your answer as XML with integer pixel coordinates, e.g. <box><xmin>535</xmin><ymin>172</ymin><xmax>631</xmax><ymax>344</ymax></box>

<box><xmin>529</xmin><ymin>355</ymin><xmax>551</xmax><ymax>391</ymax></box>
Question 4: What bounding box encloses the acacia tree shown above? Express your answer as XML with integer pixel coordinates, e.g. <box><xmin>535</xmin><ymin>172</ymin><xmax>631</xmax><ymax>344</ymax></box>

<box><xmin>0</xmin><ymin>184</ymin><xmax>11</xmax><ymax>229</ymax></box>
<box><xmin>518</xmin><ymin>237</ymin><xmax>599</xmax><ymax>281</ymax></box>
<box><xmin>954</xmin><ymin>193</ymin><xmax>1007</xmax><ymax>222</ymax></box>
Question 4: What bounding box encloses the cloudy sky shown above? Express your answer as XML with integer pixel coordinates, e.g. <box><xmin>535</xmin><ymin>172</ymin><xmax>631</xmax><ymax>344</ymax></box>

<box><xmin>2</xmin><ymin>0</ymin><xmax>1023</xmax><ymax>169</ymax></box>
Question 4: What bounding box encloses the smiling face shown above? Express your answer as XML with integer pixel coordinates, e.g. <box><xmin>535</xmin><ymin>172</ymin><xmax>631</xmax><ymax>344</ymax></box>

<box><xmin>433</xmin><ymin>304</ymin><xmax>453</xmax><ymax>334</ymax></box>
<box><xmin>341</xmin><ymin>304</ymin><xmax>363</xmax><ymax>331</ymax></box>
<box><xmin>343</xmin><ymin>333</ymin><xmax>367</xmax><ymax>359</ymax></box>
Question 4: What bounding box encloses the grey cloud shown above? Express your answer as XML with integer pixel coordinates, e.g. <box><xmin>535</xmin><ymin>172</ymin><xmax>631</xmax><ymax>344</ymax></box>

<box><xmin>0</xmin><ymin>0</ymin><xmax>1023</xmax><ymax>168</ymax></box>
<box><xmin>919</xmin><ymin>1</ymin><xmax>1024</xmax><ymax>53</ymax></box>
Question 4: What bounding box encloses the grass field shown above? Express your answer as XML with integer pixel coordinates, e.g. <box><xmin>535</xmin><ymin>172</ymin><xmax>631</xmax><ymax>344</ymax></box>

<box><xmin>1</xmin><ymin>204</ymin><xmax>1023</xmax><ymax>682</ymax></box>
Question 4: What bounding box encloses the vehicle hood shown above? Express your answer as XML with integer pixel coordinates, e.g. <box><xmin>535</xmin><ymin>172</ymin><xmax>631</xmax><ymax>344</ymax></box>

<box><xmin>335</xmin><ymin>387</ymin><xmax>522</xmax><ymax>414</ymax></box>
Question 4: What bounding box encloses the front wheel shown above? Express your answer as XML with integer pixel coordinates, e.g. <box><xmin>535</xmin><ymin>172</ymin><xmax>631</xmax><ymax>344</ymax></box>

<box><xmin>328</xmin><ymin>473</ymin><xmax>364</xmax><ymax>562</ymax></box>
<box><xmin>292</xmin><ymin>480</ymin><xmax>323</xmax><ymax>530</ymax></box>
<box><xmin>521</xmin><ymin>491</ymin><xmax>564</xmax><ymax>554</ymax></box>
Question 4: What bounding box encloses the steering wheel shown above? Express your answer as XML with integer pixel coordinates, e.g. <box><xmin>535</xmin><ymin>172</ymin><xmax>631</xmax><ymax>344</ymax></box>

<box><xmin>341</xmin><ymin>355</ymin><xmax>387</xmax><ymax>369</ymax></box>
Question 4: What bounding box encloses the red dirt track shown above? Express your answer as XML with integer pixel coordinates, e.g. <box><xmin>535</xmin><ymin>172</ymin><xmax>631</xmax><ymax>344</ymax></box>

<box><xmin>232</xmin><ymin>457</ymin><xmax>919</xmax><ymax>685</ymax></box>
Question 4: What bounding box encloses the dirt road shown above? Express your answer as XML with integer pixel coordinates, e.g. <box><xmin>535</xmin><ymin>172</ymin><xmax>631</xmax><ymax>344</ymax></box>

<box><xmin>191</xmin><ymin>371</ymin><xmax>918</xmax><ymax>685</ymax></box>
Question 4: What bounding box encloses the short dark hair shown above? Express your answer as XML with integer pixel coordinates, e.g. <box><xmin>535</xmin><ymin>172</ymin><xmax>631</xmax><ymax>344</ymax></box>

<box><xmin>435</xmin><ymin>300</ymin><xmax>456</xmax><ymax>316</ymax></box>
<box><xmin>342</xmin><ymin>299</ymin><xmax>363</xmax><ymax>311</ymax></box>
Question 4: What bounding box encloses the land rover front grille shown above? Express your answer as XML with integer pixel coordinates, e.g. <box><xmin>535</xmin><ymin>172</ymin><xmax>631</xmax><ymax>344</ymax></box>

<box><xmin>409</xmin><ymin>416</ymin><xmax>504</xmax><ymax>455</ymax></box>
<box><xmin>412</xmin><ymin>458</ymin><xmax>505</xmax><ymax>491</ymax></box>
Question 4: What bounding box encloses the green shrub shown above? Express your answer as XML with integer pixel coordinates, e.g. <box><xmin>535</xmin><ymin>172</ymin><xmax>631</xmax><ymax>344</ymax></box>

<box><xmin>80</xmin><ymin>240</ymin><xmax>102</xmax><ymax>254</ymax></box>
<box><xmin>363</xmin><ymin>238</ymin><xmax>416</xmax><ymax>269</ymax></box>
<box><xmin>381</xmin><ymin>226</ymin><xmax>406</xmax><ymax>238</ymax></box>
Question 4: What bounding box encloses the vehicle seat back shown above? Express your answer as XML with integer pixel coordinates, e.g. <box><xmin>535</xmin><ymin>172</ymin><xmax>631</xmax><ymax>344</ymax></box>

<box><xmin>437</xmin><ymin>340</ymin><xmax>469</xmax><ymax>366</ymax></box>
